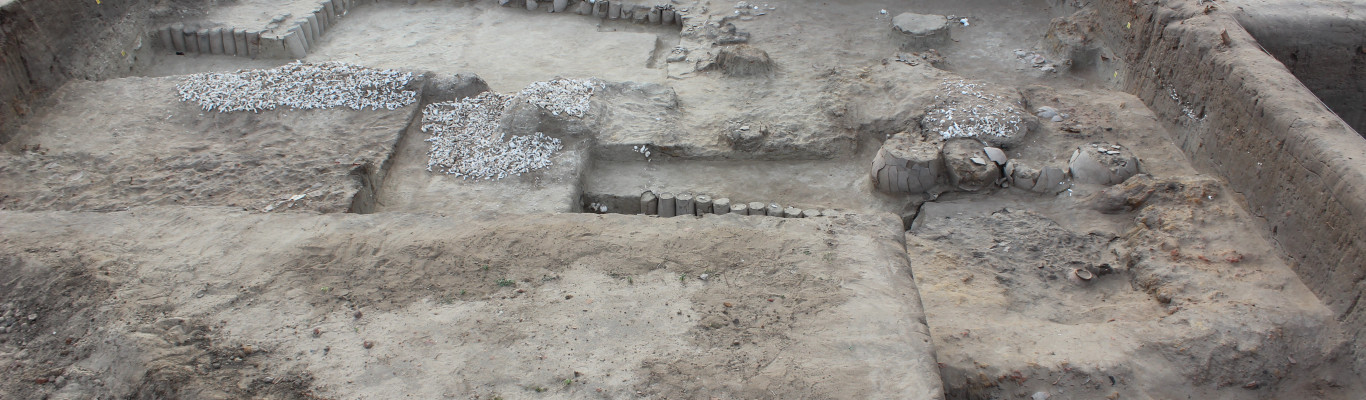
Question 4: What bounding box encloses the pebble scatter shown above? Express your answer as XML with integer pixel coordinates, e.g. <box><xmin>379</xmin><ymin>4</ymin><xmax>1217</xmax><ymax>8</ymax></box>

<box><xmin>424</xmin><ymin>79</ymin><xmax>599</xmax><ymax>180</ymax></box>
<box><xmin>176</xmin><ymin>61</ymin><xmax>417</xmax><ymax>113</ymax></box>
<box><xmin>1012</xmin><ymin>49</ymin><xmax>1059</xmax><ymax>72</ymax></box>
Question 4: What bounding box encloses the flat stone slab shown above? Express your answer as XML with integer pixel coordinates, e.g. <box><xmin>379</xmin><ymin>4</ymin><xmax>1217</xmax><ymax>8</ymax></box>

<box><xmin>0</xmin><ymin>76</ymin><xmax>415</xmax><ymax>213</ymax></box>
<box><xmin>0</xmin><ymin>208</ymin><xmax>944</xmax><ymax>399</ymax></box>
<box><xmin>892</xmin><ymin>12</ymin><xmax>950</xmax><ymax>49</ymax></box>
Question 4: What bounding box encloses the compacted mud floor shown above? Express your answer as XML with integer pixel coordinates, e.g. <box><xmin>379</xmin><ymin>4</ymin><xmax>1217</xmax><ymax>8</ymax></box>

<box><xmin>1</xmin><ymin>0</ymin><xmax>1362</xmax><ymax>399</ymax></box>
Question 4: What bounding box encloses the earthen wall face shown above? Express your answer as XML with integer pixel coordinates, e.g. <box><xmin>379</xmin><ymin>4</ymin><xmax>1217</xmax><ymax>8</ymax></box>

<box><xmin>1</xmin><ymin>0</ymin><xmax>158</xmax><ymax>144</ymax></box>
<box><xmin>1080</xmin><ymin>0</ymin><xmax>1366</xmax><ymax>373</ymax></box>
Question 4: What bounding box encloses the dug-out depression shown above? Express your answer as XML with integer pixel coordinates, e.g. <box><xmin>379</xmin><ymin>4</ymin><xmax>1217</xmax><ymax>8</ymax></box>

<box><xmin>1</xmin><ymin>0</ymin><xmax>1365</xmax><ymax>399</ymax></box>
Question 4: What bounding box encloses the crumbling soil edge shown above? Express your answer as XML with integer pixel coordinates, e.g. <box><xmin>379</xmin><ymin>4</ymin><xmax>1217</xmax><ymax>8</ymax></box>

<box><xmin>1069</xmin><ymin>0</ymin><xmax>1366</xmax><ymax>378</ymax></box>
<box><xmin>351</xmin><ymin>77</ymin><xmax>426</xmax><ymax>214</ymax></box>
<box><xmin>0</xmin><ymin>0</ymin><xmax>166</xmax><ymax>144</ymax></box>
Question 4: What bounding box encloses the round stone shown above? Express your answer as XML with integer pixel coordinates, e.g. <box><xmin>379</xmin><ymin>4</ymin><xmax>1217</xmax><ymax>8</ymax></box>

<box><xmin>892</xmin><ymin>13</ymin><xmax>950</xmax><ymax>49</ymax></box>
<box><xmin>747</xmin><ymin>202</ymin><xmax>766</xmax><ymax>215</ymax></box>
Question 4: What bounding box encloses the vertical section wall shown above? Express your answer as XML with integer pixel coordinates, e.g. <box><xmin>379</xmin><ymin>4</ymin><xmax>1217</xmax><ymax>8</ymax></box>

<box><xmin>1</xmin><ymin>0</ymin><xmax>159</xmax><ymax>143</ymax></box>
<box><xmin>1071</xmin><ymin>0</ymin><xmax>1366</xmax><ymax>375</ymax></box>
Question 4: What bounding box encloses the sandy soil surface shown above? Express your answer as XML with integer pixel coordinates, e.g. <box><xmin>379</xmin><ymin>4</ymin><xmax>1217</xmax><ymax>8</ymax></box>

<box><xmin>580</xmin><ymin>65</ymin><xmax>1199</xmax><ymax>219</ymax></box>
<box><xmin>138</xmin><ymin>56</ymin><xmax>290</xmax><ymax>79</ymax></box>
<box><xmin>202</xmin><ymin>0</ymin><xmax>343</xmax><ymax>35</ymax></box>
<box><xmin>0</xmin><ymin>209</ymin><xmax>940</xmax><ymax>399</ymax></box>
<box><xmin>0</xmin><ymin>76</ymin><xmax>415</xmax><ymax>213</ymax></box>
<box><xmin>911</xmin><ymin>185</ymin><xmax>1361</xmax><ymax>399</ymax></box>
<box><xmin>2</xmin><ymin>0</ymin><xmax>1363</xmax><ymax>398</ymax></box>
<box><xmin>308</xmin><ymin>2</ymin><xmax>672</xmax><ymax>92</ymax></box>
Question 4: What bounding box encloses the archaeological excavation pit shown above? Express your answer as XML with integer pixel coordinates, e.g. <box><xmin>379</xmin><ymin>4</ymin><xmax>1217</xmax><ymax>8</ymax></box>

<box><xmin>2</xmin><ymin>0</ymin><xmax>1365</xmax><ymax>399</ymax></box>
<box><xmin>1231</xmin><ymin>1</ymin><xmax>1366</xmax><ymax>136</ymax></box>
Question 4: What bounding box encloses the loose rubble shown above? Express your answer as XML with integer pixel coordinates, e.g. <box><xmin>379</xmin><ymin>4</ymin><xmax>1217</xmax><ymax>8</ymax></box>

<box><xmin>176</xmin><ymin>61</ymin><xmax>417</xmax><ymax>112</ymax></box>
<box><xmin>941</xmin><ymin>138</ymin><xmax>1001</xmax><ymax>191</ymax></box>
<box><xmin>1013</xmin><ymin>49</ymin><xmax>1060</xmax><ymax>73</ymax></box>
<box><xmin>712</xmin><ymin>44</ymin><xmax>773</xmax><ymax>76</ymax></box>
<box><xmin>1036</xmin><ymin>105</ymin><xmax>1066</xmax><ymax>122</ymax></box>
<box><xmin>423</xmin><ymin>79</ymin><xmax>599</xmax><ymax>180</ymax></box>
<box><xmin>733</xmin><ymin>1</ymin><xmax>774</xmax><ymax>19</ymax></box>
<box><xmin>893</xmin><ymin>50</ymin><xmax>944</xmax><ymax>67</ymax></box>
<box><xmin>1005</xmin><ymin>160</ymin><xmax>1071</xmax><ymax>194</ymax></box>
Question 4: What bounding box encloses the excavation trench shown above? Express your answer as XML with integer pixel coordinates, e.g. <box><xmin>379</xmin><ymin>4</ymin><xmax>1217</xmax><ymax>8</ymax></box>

<box><xmin>1232</xmin><ymin>2</ymin><xmax>1366</xmax><ymax>136</ymax></box>
<box><xmin>580</xmin><ymin>191</ymin><xmax>847</xmax><ymax>219</ymax></box>
<box><xmin>1062</xmin><ymin>0</ymin><xmax>1366</xmax><ymax>378</ymax></box>
<box><xmin>346</xmin><ymin>96</ymin><xmax>425</xmax><ymax>214</ymax></box>
<box><xmin>577</xmin><ymin>148</ymin><xmax>920</xmax><ymax>224</ymax></box>
<box><xmin>2</xmin><ymin>0</ymin><xmax>1366</xmax><ymax>399</ymax></box>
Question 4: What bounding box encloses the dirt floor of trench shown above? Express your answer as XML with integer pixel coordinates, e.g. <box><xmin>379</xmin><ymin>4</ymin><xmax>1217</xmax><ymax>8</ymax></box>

<box><xmin>1</xmin><ymin>0</ymin><xmax>1363</xmax><ymax>399</ymax></box>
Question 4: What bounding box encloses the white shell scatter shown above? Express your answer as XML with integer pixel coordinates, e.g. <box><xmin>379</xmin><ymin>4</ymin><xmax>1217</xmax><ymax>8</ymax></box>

<box><xmin>921</xmin><ymin>79</ymin><xmax>1028</xmax><ymax>141</ymax></box>
<box><xmin>176</xmin><ymin>61</ymin><xmax>417</xmax><ymax>113</ymax></box>
<box><xmin>514</xmin><ymin>78</ymin><xmax>600</xmax><ymax>117</ymax></box>
<box><xmin>423</xmin><ymin>79</ymin><xmax>597</xmax><ymax>180</ymax></box>
<box><xmin>632</xmin><ymin>145</ymin><xmax>653</xmax><ymax>158</ymax></box>
<box><xmin>1167</xmin><ymin>87</ymin><xmax>1204</xmax><ymax>121</ymax></box>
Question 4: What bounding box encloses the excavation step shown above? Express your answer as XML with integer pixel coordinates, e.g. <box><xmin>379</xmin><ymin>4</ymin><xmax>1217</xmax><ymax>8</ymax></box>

<box><xmin>0</xmin><ymin>75</ymin><xmax>415</xmax><ymax>213</ymax></box>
